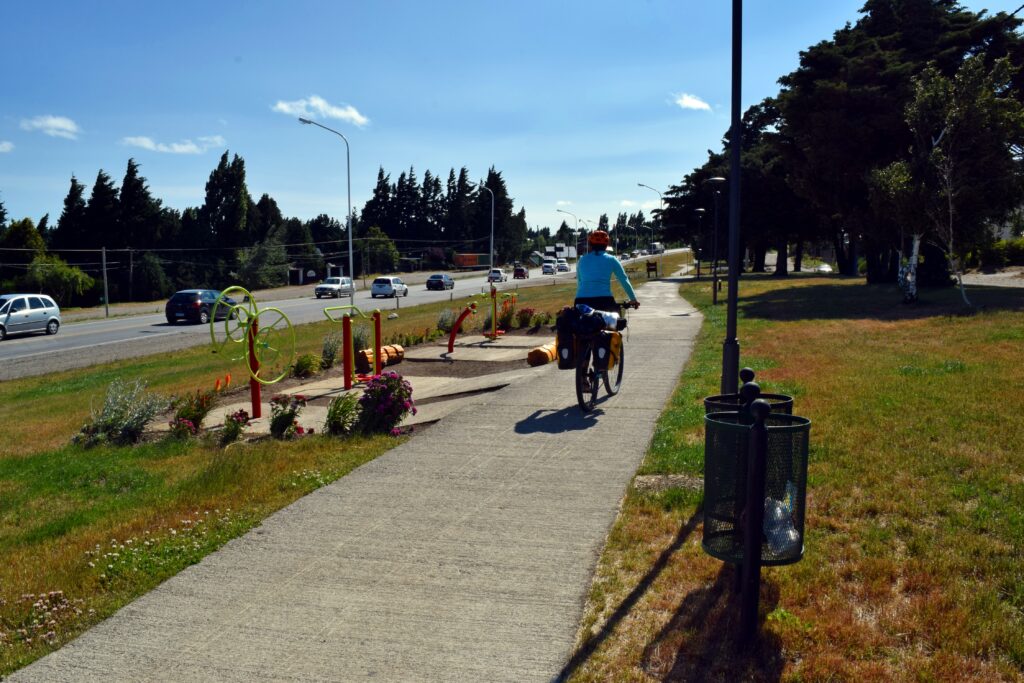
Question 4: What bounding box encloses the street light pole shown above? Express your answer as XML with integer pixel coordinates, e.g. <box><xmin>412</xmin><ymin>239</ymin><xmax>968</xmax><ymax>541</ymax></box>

<box><xmin>556</xmin><ymin>208</ymin><xmax>581</xmax><ymax>256</ymax></box>
<box><xmin>638</xmin><ymin>182</ymin><xmax>665</xmax><ymax>274</ymax></box>
<box><xmin>298</xmin><ymin>117</ymin><xmax>353</xmax><ymax>304</ymax></box>
<box><xmin>703</xmin><ymin>176</ymin><xmax>726</xmax><ymax>305</ymax></box>
<box><xmin>723</xmin><ymin>0</ymin><xmax>743</xmax><ymax>395</ymax></box>
<box><xmin>695</xmin><ymin>208</ymin><xmax>706</xmax><ymax>275</ymax></box>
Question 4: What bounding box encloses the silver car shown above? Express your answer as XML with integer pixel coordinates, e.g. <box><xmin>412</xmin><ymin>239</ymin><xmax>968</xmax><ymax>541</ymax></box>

<box><xmin>370</xmin><ymin>277</ymin><xmax>409</xmax><ymax>298</ymax></box>
<box><xmin>315</xmin><ymin>276</ymin><xmax>356</xmax><ymax>298</ymax></box>
<box><xmin>0</xmin><ymin>293</ymin><xmax>61</xmax><ymax>340</ymax></box>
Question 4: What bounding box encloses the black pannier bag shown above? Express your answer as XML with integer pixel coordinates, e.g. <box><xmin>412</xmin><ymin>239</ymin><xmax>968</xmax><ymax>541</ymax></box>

<box><xmin>555</xmin><ymin>306</ymin><xmax>578</xmax><ymax>369</ymax></box>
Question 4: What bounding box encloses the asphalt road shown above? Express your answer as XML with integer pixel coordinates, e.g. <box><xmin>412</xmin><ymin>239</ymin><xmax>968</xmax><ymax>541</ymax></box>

<box><xmin>0</xmin><ymin>268</ymin><xmax>576</xmax><ymax>381</ymax></box>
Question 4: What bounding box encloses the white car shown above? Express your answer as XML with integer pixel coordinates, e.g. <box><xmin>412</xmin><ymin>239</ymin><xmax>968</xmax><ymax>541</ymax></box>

<box><xmin>487</xmin><ymin>268</ymin><xmax>508</xmax><ymax>283</ymax></box>
<box><xmin>542</xmin><ymin>263</ymin><xmax>556</xmax><ymax>275</ymax></box>
<box><xmin>814</xmin><ymin>263</ymin><xmax>834</xmax><ymax>274</ymax></box>
<box><xmin>314</xmin><ymin>276</ymin><xmax>355</xmax><ymax>298</ymax></box>
<box><xmin>370</xmin><ymin>277</ymin><xmax>409</xmax><ymax>298</ymax></box>
<box><xmin>556</xmin><ymin>258</ymin><xmax>570</xmax><ymax>272</ymax></box>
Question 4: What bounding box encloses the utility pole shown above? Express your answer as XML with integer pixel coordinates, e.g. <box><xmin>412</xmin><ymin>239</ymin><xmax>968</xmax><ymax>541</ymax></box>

<box><xmin>101</xmin><ymin>247</ymin><xmax>110</xmax><ymax>318</ymax></box>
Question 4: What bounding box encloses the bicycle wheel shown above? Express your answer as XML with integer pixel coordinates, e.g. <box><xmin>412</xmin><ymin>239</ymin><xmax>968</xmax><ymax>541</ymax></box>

<box><xmin>603</xmin><ymin>335</ymin><xmax>625</xmax><ymax>395</ymax></box>
<box><xmin>576</xmin><ymin>343</ymin><xmax>599</xmax><ymax>412</ymax></box>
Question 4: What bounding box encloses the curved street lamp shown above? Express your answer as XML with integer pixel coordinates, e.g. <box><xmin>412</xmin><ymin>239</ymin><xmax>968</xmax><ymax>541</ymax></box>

<box><xmin>638</xmin><ymin>182</ymin><xmax>666</xmax><ymax>272</ymax></box>
<box><xmin>298</xmin><ymin>117</ymin><xmax>353</xmax><ymax>303</ymax></box>
<box><xmin>468</xmin><ymin>181</ymin><xmax>495</xmax><ymax>271</ymax></box>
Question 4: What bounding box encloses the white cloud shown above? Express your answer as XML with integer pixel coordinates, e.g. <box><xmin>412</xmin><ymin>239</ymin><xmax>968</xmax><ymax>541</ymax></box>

<box><xmin>20</xmin><ymin>115</ymin><xmax>80</xmax><ymax>139</ymax></box>
<box><xmin>620</xmin><ymin>200</ymin><xmax>637</xmax><ymax>207</ymax></box>
<box><xmin>673</xmin><ymin>93</ymin><xmax>712</xmax><ymax>112</ymax></box>
<box><xmin>273</xmin><ymin>95</ymin><xmax>369</xmax><ymax>127</ymax></box>
<box><xmin>121</xmin><ymin>135</ymin><xmax>226</xmax><ymax>154</ymax></box>
<box><xmin>0</xmin><ymin>141</ymin><xmax>13</xmax><ymax>153</ymax></box>
<box><xmin>556</xmin><ymin>200</ymin><xmax>573</xmax><ymax>206</ymax></box>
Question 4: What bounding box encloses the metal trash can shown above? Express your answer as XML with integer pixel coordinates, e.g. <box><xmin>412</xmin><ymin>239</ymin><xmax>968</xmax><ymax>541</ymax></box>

<box><xmin>702</xmin><ymin>410</ymin><xmax>810</xmax><ymax>566</ymax></box>
<box><xmin>704</xmin><ymin>392</ymin><xmax>793</xmax><ymax>415</ymax></box>
<box><xmin>704</xmin><ymin>367</ymin><xmax>793</xmax><ymax>415</ymax></box>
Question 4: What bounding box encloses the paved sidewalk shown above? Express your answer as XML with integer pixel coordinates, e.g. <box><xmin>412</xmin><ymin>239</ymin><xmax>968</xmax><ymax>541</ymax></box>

<box><xmin>11</xmin><ymin>280</ymin><xmax>701</xmax><ymax>683</ymax></box>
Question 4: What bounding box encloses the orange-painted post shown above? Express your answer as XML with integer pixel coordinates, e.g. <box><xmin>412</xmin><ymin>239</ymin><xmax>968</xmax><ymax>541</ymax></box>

<box><xmin>342</xmin><ymin>314</ymin><xmax>353</xmax><ymax>391</ymax></box>
<box><xmin>248</xmin><ymin>318</ymin><xmax>261</xmax><ymax>418</ymax></box>
<box><xmin>490</xmin><ymin>285</ymin><xmax>498</xmax><ymax>338</ymax></box>
<box><xmin>373</xmin><ymin>311</ymin><xmax>383</xmax><ymax>375</ymax></box>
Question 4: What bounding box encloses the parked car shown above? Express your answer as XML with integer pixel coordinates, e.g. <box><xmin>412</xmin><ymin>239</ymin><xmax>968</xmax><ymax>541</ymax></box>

<box><xmin>487</xmin><ymin>268</ymin><xmax>508</xmax><ymax>283</ymax></box>
<box><xmin>314</xmin><ymin>276</ymin><xmax>355</xmax><ymax>298</ymax></box>
<box><xmin>814</xmin><ymin>263</ymin><xmax>834</xmax><ymax>274</ymax></box>
<box><xmin>556</xmin><ymin>258</ymin><xmax>570</xmax><ymax>272</ymax></box>
<box><xmin>0</xmin><ymin>293</ymin><xmax>61</xmax><ymax>340</ymax></box>
<box><xmin>513</xmin><ymin>266</ymin><xmax>529</xmax><ymax>279</ymax></box>
<box><xmin>542</xmin><ymin>262</ymin><xmax>556</xmax><ymax>275</ymax></box>
<box><xmin>425</xmin><ymin>273</ymin><xmax>455</xmax><ymax>290</ymax></box>
<box><xmin>370</xmin><ymin>277</ymin><xmax>409</xmax><ymax>298</ymax></box>
<box><xmin>165</xmin><ymin>289</ymin><xmax>237</xmax><ymax>325</ymax></box>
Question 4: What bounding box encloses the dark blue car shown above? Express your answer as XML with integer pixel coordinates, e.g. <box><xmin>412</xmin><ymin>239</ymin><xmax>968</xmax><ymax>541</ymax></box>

<box><xmin>165</xmin><ymin>289</ymin><xmax>236</xmax><ymax>324</ymax></box>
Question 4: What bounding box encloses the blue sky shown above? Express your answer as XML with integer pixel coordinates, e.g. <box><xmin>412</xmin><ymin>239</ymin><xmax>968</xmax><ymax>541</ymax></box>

<box><xmin>1</xmin><ymin>0</ymin><xmax>1021</xmax><ymax>236</ymax></box>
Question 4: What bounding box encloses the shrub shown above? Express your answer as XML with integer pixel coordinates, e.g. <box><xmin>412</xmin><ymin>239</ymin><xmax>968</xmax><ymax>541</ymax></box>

<box><xmin>168</xmin><ymin>417</ymin><xmax>198</xmax><ymax>440</ymax></box>
<box><xmin>437</xmin><ymin>309</ymin><xmax>457</xmax><ymax>333</ymax></box>
<box><xmin>481</xmin><ymin>311</ymin><xmax>493</xmax><ymax>333</ymax></box>
<box><xmin>498</xmin><ymin>303</ymin><xmax>516</xmax><ymax>331</ymax></box>
<box><xmin>352</xmin><ymin>324</ymin><xmax>371</xmax><ymax>354</ymax></box>
<box><xmin>1003</xmin><ymin>237</ymin><xmax>1024</xmax><ymax>266</ymax></box>
<box><xmin>220</xmin><ymin>409</ymin><xmax>250</xmax><ymax>446</ymax></box>
<box><xmin>292</xmin><ymin>353</ymin><xmax>321</xmax><ymax>378</ymax></box>
<box><xmin>269</xmin><ymin>394</ymin><xmax>310</xmax><ymax>440</ymax></box>
<box><xmin>74</xmin><ymin>379</ymin><xmax>169</xmax><ymax>447</ymax></box>
<box><xmin>321</xmin><ymin>331</ymin><xmax>344</xmax><ymax>369</ymax></box>
<box><xmin>516</xmin><ymin>307</ymin><xmax>536</xmax><ymax>328</ymax></box>
<box><xmin>324</xmin><ymin>393</ymin><xmax>360</xmax><ymax>436</ymax></box>
<box><xmin>531</xmin><ymin>310</ymin><xmax>552</xmax><ymax>326</ymax></box>
<box><xmin>357</xmin><ymin>372</ymin><xmax>416</xmax><ymax>435</ymax></box>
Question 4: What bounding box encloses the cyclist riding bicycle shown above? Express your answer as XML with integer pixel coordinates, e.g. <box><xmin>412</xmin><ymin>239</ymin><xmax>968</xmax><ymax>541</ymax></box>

<box><xmin>575</xmin><ymin>230</ymin><xmax>640</xmax><ymax>313</ymax></box>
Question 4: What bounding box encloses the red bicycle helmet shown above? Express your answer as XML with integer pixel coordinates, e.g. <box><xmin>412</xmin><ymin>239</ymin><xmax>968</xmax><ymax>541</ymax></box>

<box><xmin>588</xmin><ymin>230</ymin><xmax>610</xmax><ymax>247</ymax></box>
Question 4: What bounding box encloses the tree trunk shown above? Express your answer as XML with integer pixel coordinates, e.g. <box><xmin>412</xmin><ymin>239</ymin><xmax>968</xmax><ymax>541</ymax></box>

<box><xmin>774</xmin><ymin>239</ymin><xmax>789</xmax><ymax>276</ymax></box>
<box><xmin>752</xmin><ymin>246</ymin><xmax>767</xmax><ymax>272</ymax></box>
<box><xmin>793</xmin><ymin>242</ymin><xmax>804</xmax><ymax>272</ymax></box>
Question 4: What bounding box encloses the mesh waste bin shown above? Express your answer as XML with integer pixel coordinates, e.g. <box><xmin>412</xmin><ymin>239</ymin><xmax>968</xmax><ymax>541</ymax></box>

<box><xmin>703</xmin><ymin>392</ymin><xmax>793</xmax><ymax>415</ymax></box>
<box><xmin>705</xmin><ymin>367</ymin><xmax>793</xmax><ymax>415</ymax></box>
<box><xmin>702</xmin><ymin>411</ymin><xmax>810</xmax><ymax>566</ymax></box>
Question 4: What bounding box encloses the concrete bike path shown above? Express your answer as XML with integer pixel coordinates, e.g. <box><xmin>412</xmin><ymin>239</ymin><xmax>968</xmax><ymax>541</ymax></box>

<box><xmin>11</xmin><ymin>280</ymin><xmax>701</xmax><ymax>683</ymax></box>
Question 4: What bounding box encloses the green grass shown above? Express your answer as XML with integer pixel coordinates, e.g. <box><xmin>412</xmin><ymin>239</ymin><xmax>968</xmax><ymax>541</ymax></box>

<box><xmin>570</xmin><ymin>273</ymin><xmax>1024</xmax><ymax>681</ymax></box>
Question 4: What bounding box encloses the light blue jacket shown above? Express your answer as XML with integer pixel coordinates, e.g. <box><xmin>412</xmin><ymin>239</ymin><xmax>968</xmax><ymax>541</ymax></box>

<box><xmin>575</xmin><ymin>251</ymin><xmax>637</xmax><ymax>301</ymax></box>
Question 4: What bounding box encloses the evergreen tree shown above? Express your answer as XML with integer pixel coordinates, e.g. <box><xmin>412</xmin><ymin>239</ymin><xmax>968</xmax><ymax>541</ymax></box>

<box><xmin>83</xmin><ymin>170</ymin><xmax>121</xmax><ymax>248</ymax></box>
<box><xmin>200</xmin><ymin>151</ymin><xmax>249</xmax><ymax>249</ymax></box>
<box><xmin>118</xmin><ymin>159</ymin><xmax>161</xmax><ymax>249</ymax></box>
<box><xmin>420</xmin><ymin>169</ymin><xmax>444</xmax><ymax>242</ymax></box>
<box><xmin>360</xmin><ymin>168</ymin><xmax>393</xmax><ymax>238</ymax></box>
<box><xmin>443</xmin><ymin>167</ymin><xmax>474</xmax><ymax>243</ymax></box>
<box><xmin>36</xmin><ymin>214</ymin><xmax>50</xmax><ymax>245</ymax></box>
<box><xmin>471</xmin><ymin>168</ymin><xmax>514</xmax><ymax>263</ymax></box>
<box><xmin>306</xmin><ymin>214</ymin><xmax>344</xmax><ymax>245</ymax></box>
<box><xmin>391</xmin><ymin>166</ymin><xmax>420</xmax><ymax>243</ymax></box>
<box><xmin>52</xmin><ymin>176</ymin><xmax>88</xmax><ymax>250</ymax></box>
<box><xmin>0</xmin><ymin>196</ymin><xmax>7</xmax><ymax>231</ymax></box>
<box><xmin>249</xmin><ymin>193</ymin><xmax>283</xmax><ymax>242</ymax></box>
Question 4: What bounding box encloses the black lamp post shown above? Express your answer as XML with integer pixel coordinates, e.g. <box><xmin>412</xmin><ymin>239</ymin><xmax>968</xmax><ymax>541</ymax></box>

<box><xmin>722</xmin><ymin>0</ymin><xmax>743</xmax><ymax>396</ymax></box>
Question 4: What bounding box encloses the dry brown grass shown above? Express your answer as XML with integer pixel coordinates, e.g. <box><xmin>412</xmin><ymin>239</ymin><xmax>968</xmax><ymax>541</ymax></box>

<box><xmin>569</xmin><ymin>274</ymin><xmax>1024</xmax><ymax>682</ymax></box>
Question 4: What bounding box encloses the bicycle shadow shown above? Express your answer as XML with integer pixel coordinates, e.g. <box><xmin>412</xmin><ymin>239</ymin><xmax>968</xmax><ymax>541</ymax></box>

<box><xmin>514</xmin><ymin>406</ymin><xmax>601</xmax><ymax>433</ymax></box>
